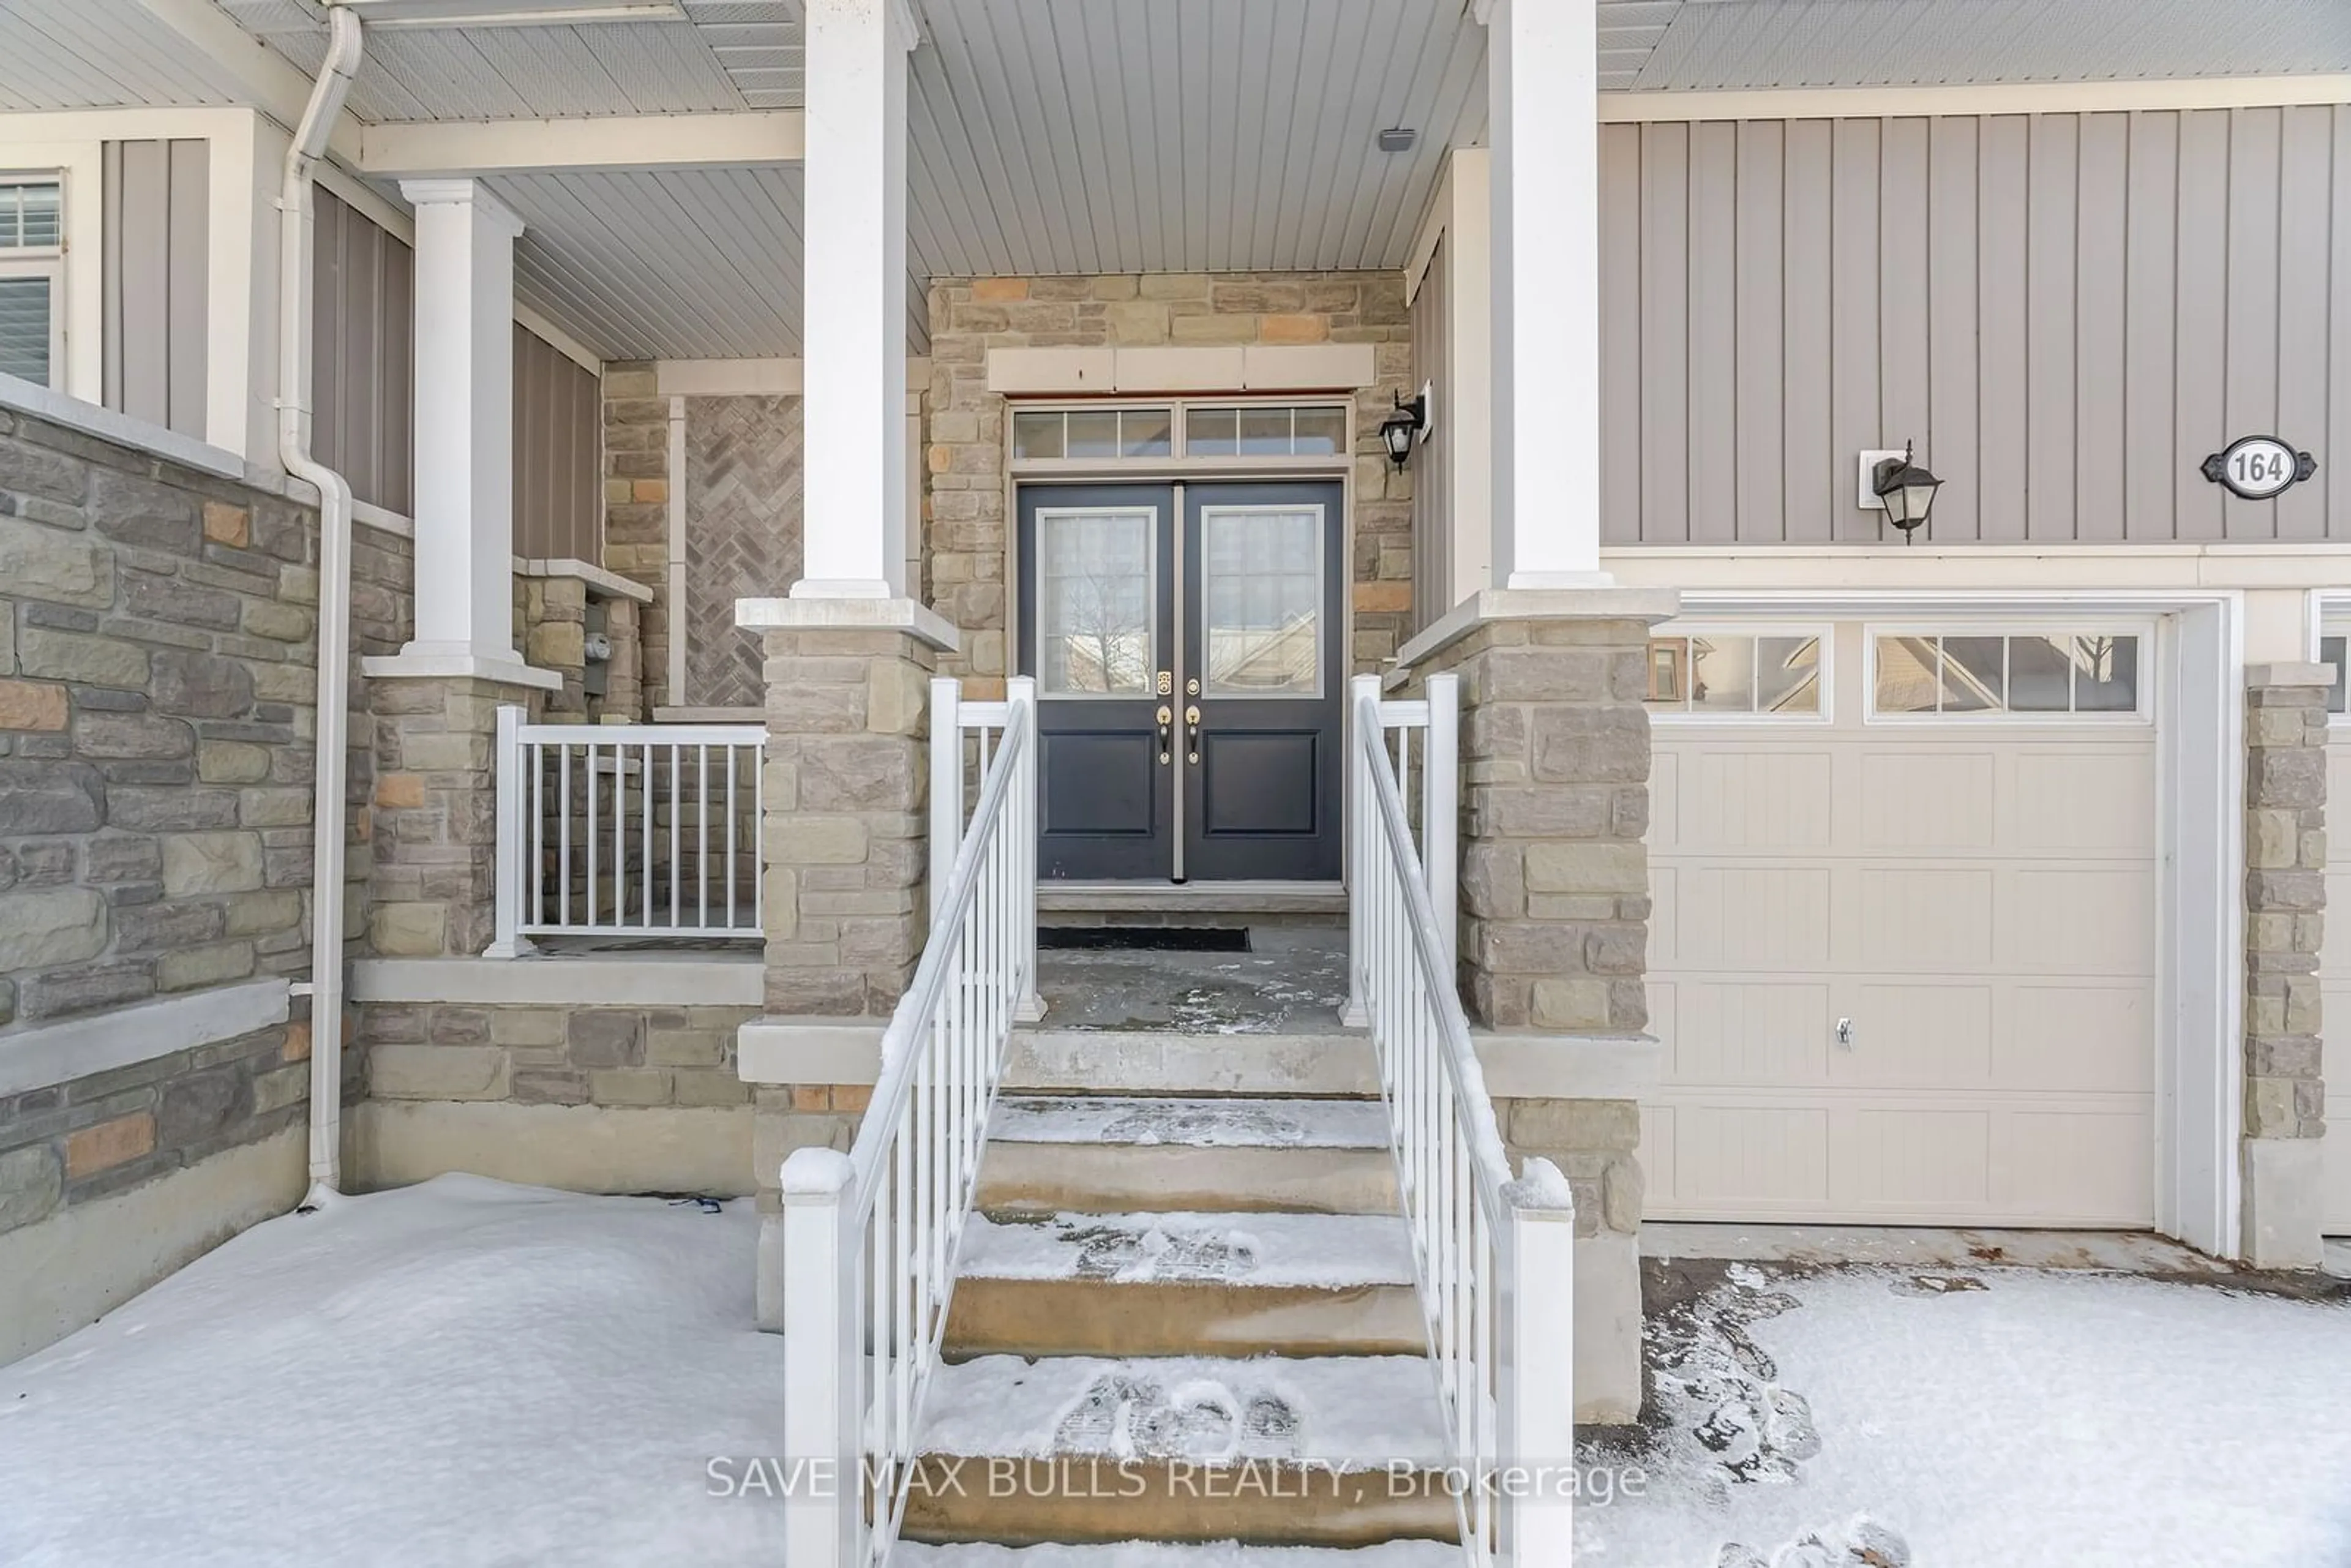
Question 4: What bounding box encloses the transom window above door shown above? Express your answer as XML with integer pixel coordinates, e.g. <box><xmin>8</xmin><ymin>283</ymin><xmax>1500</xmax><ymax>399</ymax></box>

<box><xmin>1009</xmin><ymin>399</ymin><xmax>1352</xmax><ymax>468</ymax></box>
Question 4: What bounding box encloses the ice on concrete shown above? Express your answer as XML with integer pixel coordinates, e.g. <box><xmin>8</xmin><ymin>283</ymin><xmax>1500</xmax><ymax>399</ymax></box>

<box><xmin>958</xmin><ymin>1210</ymin><xmax>1415</xmax><ymax>1287</ymax></box>
<box><xmin>0</xmin><ymin>1175</ymin><xmax>784</xmax><ymax>1567</ymax></box>
<box><xmin>919</xmin><ymin>1354</ymin><xmax>1447</xmax><ymax>1469</ymax></box>
<box><xmin>992</xmin><ymin>1095</ymin><xmax>1389</xmax><ymax>1150</ymax></box>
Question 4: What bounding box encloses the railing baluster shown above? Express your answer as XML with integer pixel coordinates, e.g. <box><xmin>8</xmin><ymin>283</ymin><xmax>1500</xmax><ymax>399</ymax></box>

<box><xmin>586</xmin><ymin>741</ymin><xmax>599</xmax><ymax>928</ymax></box>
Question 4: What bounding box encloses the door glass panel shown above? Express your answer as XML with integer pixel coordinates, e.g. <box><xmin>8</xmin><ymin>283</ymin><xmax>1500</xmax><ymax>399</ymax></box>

<box><xmin>1689</xmin><ymin>636</ymin><xmax>1756</xmax><ymax>713</ymax></box>
<box><xmin>1012</xmin><ymin>411</ymin><xmax>1065</xmax><ymax>460</ymax></box>
<box><xmin>1292</xmin><ymin>407</ymin><xmax>1346</xmax><ymax>455</ymax></box>
<box><xmin>1237</xmin><ymin>408</ymin><xmax>1292</xmax><ymax>456</ymax></box>
<box><xmin>1119</xmin><ymin>408</ymin><xmax>1173</xmax><ymax>457</ymax></box>
<box><xmin>1188</xmin><ymin>408</ymin><xmax>1238</xmax><ymax>456</ymax></box>
<box><xmin>2008</xmin><ymin>634</ymin><xmax>2074</xmax><ymax>712</ymax></box>
<box><xmin>2072</xmin><ymin>635</ymin><xmax>2139</xmax><ymax>712</ymax></box>
<box><xmin>1065</xmin><ymin>410</ymin><xmax>1122</xmax><ymax>459</ymax></box>
<box><xmin>1940</xmin><ymin>636</ymin><xmax>2004</xmax><ymax>711</ymax></box>
<box><xmin>1755</xmin><ymin>636</ymin><xmax>1823</xmax><ymax>714</ymax></box>
<box><xmin>1036</xmin><ymin>510</ymin><xmax>1154</xmax><ymax>696</ymax></box>
<box><xmin>1202</xmin><ymin>508</ymin><xmax>1321</xmax><ymax>696</ymax></box>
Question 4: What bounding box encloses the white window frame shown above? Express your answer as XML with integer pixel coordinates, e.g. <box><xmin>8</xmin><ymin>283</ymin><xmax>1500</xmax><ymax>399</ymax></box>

<box><xmin>1196</xmin><ymin>501</ymin><xmax>1329</xmax><ymax>701</ymax></box>
<box><xmin>2310</xmin><ymin>598</ymin><xmax>2350</xmax><ymax>722</ymax></box>
<box><xmin>0</xmin><ymin>171</ymin><xmax>67</xmax><ymax>392</ymax></box>
<box><xmin>1643</xmin><ymin>621</ymin><xmax>1835</xmax><ymax>724</ymax></box>
<box><xmin>1029</xmin><ymin>503</ymin><xmax>1162</xmax><ymax>702</ymax></box>
<box><xmin>1861</xmin><ymin>620</ymin><xmax>2158</xmax><ymax>725</ymax></box>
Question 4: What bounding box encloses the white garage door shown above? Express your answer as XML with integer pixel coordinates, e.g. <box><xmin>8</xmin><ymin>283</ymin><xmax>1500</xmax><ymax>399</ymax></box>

<box><xmin>1642</xmin><ymin>621</ymin><xmax>2158</xmax><ymax>1227</ymax></box>
<box><xmin>2320</xmin><ymin>631</ymin><xmax>2349</xmax><ymax>1236</ymax></box>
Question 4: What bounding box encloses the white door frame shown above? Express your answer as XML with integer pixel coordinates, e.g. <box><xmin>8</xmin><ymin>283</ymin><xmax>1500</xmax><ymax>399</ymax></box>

<box><xmin>1670</xmin><ymin>587</ymin><xmax>2246</xmax><ymax>1258</ymax></box>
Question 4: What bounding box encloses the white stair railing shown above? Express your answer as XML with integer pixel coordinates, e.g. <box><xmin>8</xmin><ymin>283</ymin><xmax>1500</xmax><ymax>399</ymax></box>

<box><xmin>488</xmin><ymin>708</ymin><xmax>765</xmax><ymax>955</ymax></box>
<box><xmin>779</xmin><ymin>677</ymin><xmax>1037</xmax><ymax>1568</ymax></box>
<box><xmin>1350</xmin><ymin>678</ymin><xmax>1576</xmax><ymax>1567</ymax></box>
<box><xmin>930</xmin><ymin>677</ymin><xmax>1043</xmax><ymax>1021</ymax></box>
<box><xmin>1344</xmin><ymin>673</ymin><xmax>1457</xmax><ymax>1026</ymax></box>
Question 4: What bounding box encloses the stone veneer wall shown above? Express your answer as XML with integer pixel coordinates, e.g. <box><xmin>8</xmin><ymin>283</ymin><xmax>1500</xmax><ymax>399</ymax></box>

<box><xmin>923</xmin><ymin>272</ymin><xmax>1416</xmax><ymax>692</ymax></box>
<box><xmin>0</xmin><ymin>401</ymin><xmax>377</xmax><ymax>1307</ymax></box>
<box><xmin>360</xmin><ymin>1001</ymin><xmax>755</xmax><ymax>1114</ymax></box>
<box><xmin>601</xmin><ymin>364</ymin><xmax>672</xmax><ymax>711</ymax></box>
<box><xmin>514</xmin><ymin>570</ymin><xmax>647</xmax><ymax>723</ymax></box>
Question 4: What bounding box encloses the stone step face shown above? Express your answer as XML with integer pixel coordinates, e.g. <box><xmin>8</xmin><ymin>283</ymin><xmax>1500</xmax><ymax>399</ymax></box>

<box><xmin>946</xmin><ymin>1211</ymin><xmax>1423</xmax><ymax>1359</ymax></box>
<box><xmin>978</xmin><ymin>1097</ymin><xmax>1400</xmax><ymax>1216</ymax></box>
<box><xmin>902</xmin><ymin>1353</ymin><xmax>1458</xmax><ymax>1550</ymax></box>
<box><xmin>895</xmin><ymin>1542</ymin><xmax>1463</xmax><ymax>1566</ymax></box>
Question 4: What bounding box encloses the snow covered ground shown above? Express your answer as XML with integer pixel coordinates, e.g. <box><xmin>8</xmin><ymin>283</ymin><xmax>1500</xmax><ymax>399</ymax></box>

<box><xmin>8</xmin><ymin>1178</ymin><xmax>2350</xmax><ymax>1567</ymax></box>
<box><xmin>1577</xmin><ymin>1262</ymin><xmax>2351</xmax><ymax>1567</ymax></box>
<box><xmin>0</xmin><ymin>1176</ymin><xmax>784</xmax><ymax>1567</ymax></box>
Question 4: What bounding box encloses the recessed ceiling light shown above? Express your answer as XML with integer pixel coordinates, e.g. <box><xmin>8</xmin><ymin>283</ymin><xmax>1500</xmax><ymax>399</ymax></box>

<box><xmin>326</xmin><ymin>0</ymin><xmax>684</xmax><ymax>27</ymax></box>
<box><xmin>1376</xmin><ymin>127</ymin><xmax>1419</xmax><ymax>154</ymax></box>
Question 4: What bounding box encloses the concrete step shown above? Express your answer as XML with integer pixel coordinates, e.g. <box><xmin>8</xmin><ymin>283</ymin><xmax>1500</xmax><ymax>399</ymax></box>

<box><xmin>896</xmin><ymin>1544</ymin><xmax>1461</xmax><ymax>1566</ymax></box>
<box><xmin>902</xmin><ymin>1353</ymin><xmax>1457</xmax><ymax>1550</ymax></box>
<box><xmin>945</xmin><ymin>1211</ymin><xmax>1423</xmax><ymax>1359</ymax></box>
<box><xmin>977</xmin><ymin>1097</ymin><xmax>1399</xmax><ymax>1216</ymax></box>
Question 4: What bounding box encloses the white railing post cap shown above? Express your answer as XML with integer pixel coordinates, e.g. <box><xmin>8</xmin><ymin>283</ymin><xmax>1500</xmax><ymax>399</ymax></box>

<box><xmin>779</xmin><ymin>1146</ymin><xmax>855</xmax><ymax>1201</ymax></box>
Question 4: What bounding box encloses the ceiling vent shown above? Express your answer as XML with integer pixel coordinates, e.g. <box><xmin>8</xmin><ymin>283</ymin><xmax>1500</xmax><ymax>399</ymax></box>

<box><xmin>1376</xmin><ymin>127</ymin><xmax>1419</xmax><ymax>154</ymax></box>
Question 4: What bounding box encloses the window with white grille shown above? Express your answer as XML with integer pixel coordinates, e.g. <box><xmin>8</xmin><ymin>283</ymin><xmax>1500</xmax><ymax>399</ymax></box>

<box><xmin>0</xmin><ymin>177</ymin><xmax>64</xmax><ymax>389</ymax></box>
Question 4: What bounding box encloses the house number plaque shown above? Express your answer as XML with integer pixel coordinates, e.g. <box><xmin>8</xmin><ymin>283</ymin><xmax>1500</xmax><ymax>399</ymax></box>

<box><xmin>2201</xmin><ymin>435</ymin><xmax>2317</xmax><ymax>501</ymax></box>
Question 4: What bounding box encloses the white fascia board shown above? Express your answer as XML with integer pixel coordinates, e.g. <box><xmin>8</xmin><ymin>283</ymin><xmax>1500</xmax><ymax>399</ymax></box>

<box><xmin>1599</xmin><ymin>75</ymin><xmax>2351</xmax><ymax>122</ymax></box>
<box><xmin>514</xmin><ymin>303</ymin><xmax>604</xmax><ymax>373</ymax></box>
<box><xmin>358</xmin><ymin>110</ymin><xmax>806</xmax><ymax>178</ymax></box>
<box><xmin>129</xmin><ymin>0</ymin><xmax>365</xmax><ymax>164</ymax></box>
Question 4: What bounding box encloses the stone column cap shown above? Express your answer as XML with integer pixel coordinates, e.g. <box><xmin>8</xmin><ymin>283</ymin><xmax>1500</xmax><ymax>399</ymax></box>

<box><xmin>1397</xmin><ymin>585</ymin><xmax>1682</xmax><ymax>668</ymax></box>
<box><xmin>735</xmin><ymin>595</ymin><xmax>960</xmax><ymax>652</ymax></box>
<box><xmin>2246</xmin><ymin>661</ymin><xmax>2336</xmax><ymax>689</ymax></box>
<box><xmin>1472</xmin><ymin>1030</ymin><xmax>1662</xmax><ymax>1101</ymax></box>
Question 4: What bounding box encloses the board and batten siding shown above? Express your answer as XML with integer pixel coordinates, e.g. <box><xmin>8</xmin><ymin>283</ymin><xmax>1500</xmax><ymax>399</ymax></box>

<box><xmin>1600</xmin><ymin>107</ymin><xmax>2351</xmax><ymax>544</ymax></box>
<box><xmin>512</xmin><ymin>323</ymin><xmax>600</xmax><ymax>563</ymax></box>
<box><xmin>1411</xmin><ymin>232</ymin><xmax>1456</xmax><ymax>632</ymax></box>
<box><xmin>312</xmin><ymin>186</ymin><xmax>414</xmax><ymax>517</ymax></box>
<box><xmin>100</xmin><ymin>138</ymin><xmax>207</xmax><ymax>438</ymax></box>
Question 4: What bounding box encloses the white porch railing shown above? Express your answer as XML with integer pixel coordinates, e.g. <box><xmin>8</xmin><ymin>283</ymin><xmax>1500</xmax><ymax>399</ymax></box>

<box><xmin>931</xmin><ymin>677</ymin><xmax>1043</xmax><ymax>1021</ymax></box>
<box><xmin>1349</xmin><ymin>677</ymin><xmax>1577</xmax><ymax>1566</ymax></box>
<box><xmin>1344</xmin><ymin>672</ymin><xmax>1458</xmax><ymax>1026</ymax></box>
<box><xmin>488</xmin><ymin>708</ymin><xmax>765</xmax><ymax>955</ymax></box>
<box><xmin>779</xmin><ymin>678</ymin><xmax>1037</xmax><ymax>1568</ymax></box>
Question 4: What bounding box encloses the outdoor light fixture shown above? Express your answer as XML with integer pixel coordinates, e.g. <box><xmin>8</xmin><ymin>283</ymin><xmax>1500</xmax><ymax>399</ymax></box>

<box><xmin>1863</xmin><ymin>440</ymin><xmax>1944</xmax><ymax>542</ymax></box>
<box><xmin>1381</xmin><ymin>384</ymin><xmax>1431</xmax><ymax>471</ymax></box>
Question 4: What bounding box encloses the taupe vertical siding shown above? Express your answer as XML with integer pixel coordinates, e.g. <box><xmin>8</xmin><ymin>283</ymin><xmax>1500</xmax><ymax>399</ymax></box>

<box><xmin>101</xmin><ymin>139</ymin><xmax>207</xmax><ymax>438</ymax></box>
<box><xmin>1409</xmin><ymin>234</ymin><xmax>1453</xmax><ymax>632</ymax></box>
<box><xmin>512</xmin><ymin>326</ymin><xmax>600</xmax><ymax>563</ymax></box>
<box><xmin>1599</xmin><ymin>107</ymin><xmax>2351</xmax><ymax>544</ymax></box>
<box><xmin>312</xmin><ymin>188</ymin><xmax>414</xmax><ymax>516</ymax></box>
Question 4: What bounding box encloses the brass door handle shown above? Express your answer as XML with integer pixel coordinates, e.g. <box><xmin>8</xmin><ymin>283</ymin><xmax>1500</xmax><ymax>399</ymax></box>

<box><xmin>1185</xmin><ymin>705</ymin><xmax>1201</xmax><ymax>765</ymax></box>
<box><xmin>1157</xmin><ymin>705</ymin><xmax>1173</xmax><ymax>764</ymax></box>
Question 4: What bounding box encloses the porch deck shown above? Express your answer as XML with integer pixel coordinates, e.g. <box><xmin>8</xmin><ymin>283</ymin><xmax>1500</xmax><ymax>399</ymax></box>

<box><xmin>1032</xmin><ymin>927</ymin><xmax>1352</xmax><ymax>1036</ymax></box>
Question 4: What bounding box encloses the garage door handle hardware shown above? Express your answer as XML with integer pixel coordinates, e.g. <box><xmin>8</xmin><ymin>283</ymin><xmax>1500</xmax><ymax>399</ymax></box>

<box><xmin>1835</xmin><ymin>1018</ymin><xmax>1855</xmax><ymax>1051</ymax></box>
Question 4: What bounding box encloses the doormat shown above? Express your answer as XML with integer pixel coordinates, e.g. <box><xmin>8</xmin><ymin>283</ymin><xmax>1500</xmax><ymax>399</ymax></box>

<box><xmin>1037</xmin><ymin>927</ymin><xmax>1251</xmax><ymax>953</ymax></box>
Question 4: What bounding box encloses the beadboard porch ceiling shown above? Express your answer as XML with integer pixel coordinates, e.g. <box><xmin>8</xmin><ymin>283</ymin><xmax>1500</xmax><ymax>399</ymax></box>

<box><xmin>0</xmin><ymin>0</ymin><xmax>2344</xmax><ymax>362</ymax></box>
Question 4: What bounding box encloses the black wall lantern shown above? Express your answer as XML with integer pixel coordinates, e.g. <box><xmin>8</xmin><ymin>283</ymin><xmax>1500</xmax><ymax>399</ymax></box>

<box><xmin>1381</xmin><ymin>383</ymin><xmax>1432</xmax><ymax>471</ymax></box>
<box><xmin>1867</xmin><ymin>440</ymin><xmax>1944</xmax><ymax>542</ymax></box>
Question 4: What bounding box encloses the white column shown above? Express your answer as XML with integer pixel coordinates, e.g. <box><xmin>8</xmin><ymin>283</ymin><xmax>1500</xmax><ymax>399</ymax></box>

<box><xmin>793</xmin><ymin>0</ymin><xmax>916</xmax><ymax>602</ymax></box>
<box><xmin>378</xmin><ymin>178</ymin><xmax>549</xmax><ymax>686</ymax></box>
<box><xmin>1481</xmin><ymin>0</ymin><xmax>1610</xmax><ymax>588</ymax></box>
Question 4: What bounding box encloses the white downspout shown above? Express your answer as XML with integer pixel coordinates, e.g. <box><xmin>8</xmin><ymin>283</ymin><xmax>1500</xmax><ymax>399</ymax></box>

<box><xmin>283</xmin><ymin>6</ymin><xmax>364</xmax><ymax>1203</ymax></box>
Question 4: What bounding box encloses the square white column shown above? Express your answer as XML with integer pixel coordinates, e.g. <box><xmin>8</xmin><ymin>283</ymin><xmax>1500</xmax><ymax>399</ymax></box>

<box><xmin>793</xmin><ymin>0</ymin><xmax>916</xmax><ymax>601</ymax></box>
<box><xmin>1481</xmin><ymin>0</ymin><xmax>1610</xmax><ymax>588</ymax></box>
<box><xmin>370</xmin><ymin>178</ymin><xmax>555</xmax><ymax>689</ymax></box>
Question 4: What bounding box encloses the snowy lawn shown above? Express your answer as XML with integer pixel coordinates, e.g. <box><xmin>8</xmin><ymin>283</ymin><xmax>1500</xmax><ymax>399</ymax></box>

<box><xmin>1577</xmin><ymin>1260</ymin><xmax>2351</xmax><ymax>1567</ymax></box>
<box><xmin>0</xmin><ymin>1175</ymin><xmax>784</xmax><ymax>1567</ymax></box>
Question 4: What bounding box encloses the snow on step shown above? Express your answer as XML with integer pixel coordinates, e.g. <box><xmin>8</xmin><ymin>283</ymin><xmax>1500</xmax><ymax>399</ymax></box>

<box><xmin>958</xmin><ymin>1211</ymin><xmax>1414</xmax><ymax>1288</ymax></box>
<box><xmin>896</xmin><ymin>1542</ymin><xmax>1461</xmax><ymax>1566</ymax></box>
<box><xmin>918</xmin><ymin>1354</ymin><xmax>1446</xmax><ymax>1469</ymax></box>
<box><xmin>992</xmin><ymin>1097</ymin><xmax>1388</xmax><ymax>1151</ymax></box>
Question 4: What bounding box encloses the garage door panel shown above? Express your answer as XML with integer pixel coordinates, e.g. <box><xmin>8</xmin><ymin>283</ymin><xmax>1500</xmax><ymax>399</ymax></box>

<box><xmin>1993</xmin><ymin>1109</ymin><xmax>2153</xmax><ymax>1223</ymax></box>
<box><xmin>2326</xmin><ymin>730</ymin><xmax>2350</xmax><ymax>1236</ymax></box>
<box><xmin>1857</xmin><ymin>867</ymin><xmax>1995</xmax><ymax>969</ymax></box>
<box><xmin>1641</xmin><ymin>1105</ymin><xmax>1676</xmax><ymax>1205</ymax></box>
<box><xmin>2000</xmin><ymin>983</ymin><xmax>2154</xmax><ymax>1093</ymax></box>
<box><xmin>1650</xmin><ymin>751</ymin><xmax>1680</xmax><ymax>852</ymax></box>
<box><xmin>1674</xmin><ymin>866</ymin><xmax>1832</xmax><ymax>969</ymax></box>
<box><xmin>2005</xmin><ymin>868</ymin><xmax>2155</xmax><ymax>975</ymax></box>
<box><xmin>2014</xmin><ymin>751</ymin><xmax>2156</xmax><ymax>853</ymax></box>
<box><xmin>1831</xmin><ymin>1108</ymin><xmax>1993</xmax><ymax>1209</ymax></box>
<box><xmin>1669</xmin><ymin>1105</ymin><xmax>1830</xmax><ymax>1205</ymax></box>
<box><xmin>1838</xmin><ymin>982</ymin><xmax>1993</xmax><ymax>1087</ymax></box>
<box><xmin>1860</xmin><ymin>751</ymin><xmax>1996</xmax><ymax>850</ymax></box>
<box><xmin>1670</xmin><ymin>980</ymin><xmax>1832</xmax><ymax>1082</ymax></box>
<box><xmin>1680</xmin><ymin>749</ymin><xmax>1834</xmax><ymax>852</ymax></box>
<box><xmin>2324</xmin><ymin>1081</ymin><xmax>2350</xmax><ymax>1235</ymax></box>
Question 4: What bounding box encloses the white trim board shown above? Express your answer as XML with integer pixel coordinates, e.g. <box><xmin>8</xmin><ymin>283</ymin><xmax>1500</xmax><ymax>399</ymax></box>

<box><xmin>1599</xmin><ymin>76</ymin><xmax>2351</xmax><ymax>123</ymax></box>
<box><xmin>350</xmin><ymin>956</ymin><xmax>761</xmax><ymax>1009</ymax></box>
<box><xmin>0</xmin><ymin>980</ymin><xmax>290</xmax><ymax>1098</ymax></box>
<box><xmin>1667</xmin><ymin>587</ymin><xmax>2246</xmax><ymax>1260</ymax></box>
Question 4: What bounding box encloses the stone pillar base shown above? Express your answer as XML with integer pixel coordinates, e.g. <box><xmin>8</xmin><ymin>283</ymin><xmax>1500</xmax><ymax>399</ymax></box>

<box><xmin>1499</xmin><ymin>1093</ymin><xmax>1646</xmax><ymax>1424</ymax></box>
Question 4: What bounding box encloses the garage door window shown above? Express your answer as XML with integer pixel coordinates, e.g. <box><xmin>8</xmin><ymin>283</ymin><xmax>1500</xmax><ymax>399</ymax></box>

<box><xmin>1872</xmin><ymin>632</ymin><xmax>2143</xmax><ymax>718</ymax></box>
<box><xmin>2321</xmin><ymin>622</ymin><xmax>2347</xmax><ymax>716</ymax></box>
<box><xmin>1646</xmin><ymin>631</ymin><xmax>1824</xmax><ymax>717</ymax></box>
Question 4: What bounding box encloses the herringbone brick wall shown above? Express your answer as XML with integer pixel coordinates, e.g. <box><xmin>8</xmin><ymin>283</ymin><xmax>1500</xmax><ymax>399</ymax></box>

<box><xmin>684</xmin><ymin>395</ymin><xmax>804</xmax><ymax>710</ymax></box>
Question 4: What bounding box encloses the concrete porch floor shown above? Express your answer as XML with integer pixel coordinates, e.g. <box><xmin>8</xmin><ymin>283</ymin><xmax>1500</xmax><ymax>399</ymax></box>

<box><xmin>1032</xmin><ymin>926</ymin><xmax>1352</xmax><ymax>1035</ymax></box>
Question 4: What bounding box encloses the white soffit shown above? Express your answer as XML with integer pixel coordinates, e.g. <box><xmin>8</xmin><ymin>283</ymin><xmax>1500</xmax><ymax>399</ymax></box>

<box><xmin>0</xmin><ymin>0</ymin><xmax>242</xmax><ymax>111</ymax></box>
